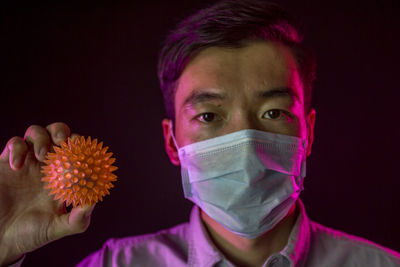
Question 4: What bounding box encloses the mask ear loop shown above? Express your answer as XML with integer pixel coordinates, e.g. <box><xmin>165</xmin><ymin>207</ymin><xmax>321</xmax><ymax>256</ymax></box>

<box><xmin>299</xmin><ymin>121</ymin><xmax>309</xmax><ymax>184</ymax></box>
<box><xmin>169</xmin><ymin>120</ymin><xmax>180</xmax><ymax>150</ymax></box>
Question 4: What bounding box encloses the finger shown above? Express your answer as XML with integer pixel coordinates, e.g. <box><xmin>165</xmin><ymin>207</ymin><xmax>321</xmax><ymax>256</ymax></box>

<box><xmin>70</xmin><ymin>133</ymin><xmax>80</xmax><ymax>142</ymax></box>
<box><xmin>0</xmin><ymin>141</ymin><xmax>10</xmax><ymax>162</ymax></box>
<box><xmin>3</xmin><ymin>137</ymin><xmax>29</xmax><ymax>170</ymax></box>
<box><xmin>48</xmin><ymin>204</ymin><xmax>95</xmax><ymax>240</ymax></box>
<box><xmin>45</xmin><ymin>122</ymin><xmax>71</xmax><ymax>146</ymax></box>
<box><xmin>68</xmin><ymin>204</ymin><xmax>96</xmax><ymax>234</ymax></box>
<box><xmin>24</xmin><ymin>125</ymin><xmax>51</xmax><ymax>162</ymax></box>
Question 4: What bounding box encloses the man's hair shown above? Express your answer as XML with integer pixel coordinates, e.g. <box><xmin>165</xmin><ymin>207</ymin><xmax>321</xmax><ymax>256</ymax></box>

<box><xmin>157</xmin><ymin>0</ymin><xmax>316</xmax><ymax>120</ymax></box>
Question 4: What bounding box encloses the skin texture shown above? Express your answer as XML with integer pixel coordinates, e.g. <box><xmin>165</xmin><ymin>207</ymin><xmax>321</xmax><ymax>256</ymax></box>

<box><xmin>162</xmin><ymin>40</ymin><xmax>316</xmax><ymax>267</ymax></box>
<box><xmin>0</xmin><ymin>122</ymin><xmax>95</xmax><ymax>266</ymax></box>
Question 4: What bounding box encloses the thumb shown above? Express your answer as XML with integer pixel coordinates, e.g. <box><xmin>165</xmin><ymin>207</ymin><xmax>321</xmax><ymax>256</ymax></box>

<box><xmin>48</xmin><ymin>204</ymin><xmax>96</xmax><ymax>241</ymax></box>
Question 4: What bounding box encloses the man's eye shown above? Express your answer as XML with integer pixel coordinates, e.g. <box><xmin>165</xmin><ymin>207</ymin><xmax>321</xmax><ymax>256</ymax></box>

<box><xmin>263</xmin><ymin>109</ymin><xmax>290</xmax><ymax>120</ymax></box>
<box><xmin>196</xmin><ymin>112</ymin><xmax>217</xmax><ymax>123</ymax></box>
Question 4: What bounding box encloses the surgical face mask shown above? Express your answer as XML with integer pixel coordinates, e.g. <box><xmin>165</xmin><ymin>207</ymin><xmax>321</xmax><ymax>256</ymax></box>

<box><xmin>170</xmin><ymin>125</ymin><xmax>307</xmax><ymax>239</ymax></box>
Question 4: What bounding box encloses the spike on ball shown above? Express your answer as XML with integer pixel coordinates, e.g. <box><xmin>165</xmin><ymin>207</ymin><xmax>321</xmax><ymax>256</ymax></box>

<box><xmin>41</xmin><ymin>136</ymin><xmax>118</xmax><ymax>207</ymax></box>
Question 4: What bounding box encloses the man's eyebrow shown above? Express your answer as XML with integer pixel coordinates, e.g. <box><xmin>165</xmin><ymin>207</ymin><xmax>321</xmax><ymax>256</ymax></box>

<box><xmin>257</xmin><ymin>87</ymin><xmax>300</xmax><ymax>103</ymax></box>
<box><xmin>182</xmin><ymin>90</ymin><xmax>226</xmax><ymax>108</ymax></box>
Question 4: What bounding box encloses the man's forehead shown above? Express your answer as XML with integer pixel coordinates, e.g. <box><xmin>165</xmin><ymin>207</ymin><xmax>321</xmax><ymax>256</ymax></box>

<box><xmin>180</xmin><ymin>86</ymin><xmax>300</xmax><ymax>109</ymax></box>
<box><xmin>175</xmin><ymin>41</ymin><xmax>304</xmax><ymax>107</ymax></box>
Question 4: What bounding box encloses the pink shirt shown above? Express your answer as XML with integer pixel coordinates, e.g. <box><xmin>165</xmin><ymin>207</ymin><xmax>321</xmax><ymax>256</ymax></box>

<box><xmin>76</xmin><ymin>200</ymin><xmax>400</xmax><ymax>267</ymax></box>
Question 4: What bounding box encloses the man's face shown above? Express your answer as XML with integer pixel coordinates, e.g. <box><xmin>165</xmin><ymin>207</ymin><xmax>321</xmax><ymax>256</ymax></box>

<box><xmin>162</xmin><ymin>40</ymin><xmax>315</xmax><ymax>165</ymax></box>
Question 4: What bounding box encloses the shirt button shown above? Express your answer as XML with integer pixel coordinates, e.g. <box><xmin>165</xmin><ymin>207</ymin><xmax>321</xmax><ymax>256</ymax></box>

<box><xmin>269</xmin><ymin>257</ymin><xmax>279</xmax><ymax>266</ymax></box>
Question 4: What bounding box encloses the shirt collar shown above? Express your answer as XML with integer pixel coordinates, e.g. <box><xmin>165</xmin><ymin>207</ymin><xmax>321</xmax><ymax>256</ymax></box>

<box><xmin>188</xmin><ymin>205</ymin><xmax>224</xmax><ymax>267</ymax></box>
<box><xmin>280</xmin><ymin>199</ymin><xmax>311</xmax><ymax>267</ymax></box>
<box><xmin>188</xmin><ymin>199</ymin><xmax>311</xmax><ymax>267</ymax></box>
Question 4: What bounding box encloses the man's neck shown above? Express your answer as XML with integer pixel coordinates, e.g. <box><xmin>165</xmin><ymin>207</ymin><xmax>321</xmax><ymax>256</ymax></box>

<box><xmin>200</xmin><ymin>203</ymin><xmax>298</xmax><ymax>267</ymax></box>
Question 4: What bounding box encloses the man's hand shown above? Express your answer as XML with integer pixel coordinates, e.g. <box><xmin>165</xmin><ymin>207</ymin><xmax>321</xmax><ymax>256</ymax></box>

<box><xmin>0</xmin><ymin>122</ymin><xmax>95</xmax><ymax>266</ymax></box>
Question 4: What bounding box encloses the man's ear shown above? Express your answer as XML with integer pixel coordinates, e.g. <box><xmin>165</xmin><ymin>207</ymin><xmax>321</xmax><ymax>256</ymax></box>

<box><xmin>162</xmin><ymin>118</ymin><xmax>180</xmax><ymax>166</ymax></box>
<box><xmin>306</xmin><ymin>108</ymin><xmax>316</xmax><ymax>157</ymax></box>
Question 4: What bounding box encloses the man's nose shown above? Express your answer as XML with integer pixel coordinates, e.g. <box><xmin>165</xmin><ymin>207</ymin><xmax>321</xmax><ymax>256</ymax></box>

<box><xmin>222</xmin><ymin>111</ymin><xmax>262</xmax><ymax>134</ymax></box>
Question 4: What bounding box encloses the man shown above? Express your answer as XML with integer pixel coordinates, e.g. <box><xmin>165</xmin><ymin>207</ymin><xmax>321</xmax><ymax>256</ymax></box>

<box><xmin>0</xmin><ymin>0</ymin><xmax>399</xmax><ymax>266</ymax></box>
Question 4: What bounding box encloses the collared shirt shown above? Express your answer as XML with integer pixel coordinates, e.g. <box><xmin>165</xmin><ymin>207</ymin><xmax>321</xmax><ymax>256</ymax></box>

<box><xmin>76</xmin><ymin>200</ymin><xmax>400</xmax><ymax>267</ymax></box>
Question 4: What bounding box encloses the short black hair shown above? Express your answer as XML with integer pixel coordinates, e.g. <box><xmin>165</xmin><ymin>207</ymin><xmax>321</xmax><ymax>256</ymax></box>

<box><xmin>157</xmin><ymin>0</ymin><xmax>316</xmax><ymax>120</ymax></box>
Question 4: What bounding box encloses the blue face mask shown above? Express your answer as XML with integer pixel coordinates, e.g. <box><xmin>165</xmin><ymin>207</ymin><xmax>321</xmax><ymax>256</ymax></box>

<box><xmin>171</xmin><ymin>126</ymin><xmax>307</xmax><ymax>239</ymax></box>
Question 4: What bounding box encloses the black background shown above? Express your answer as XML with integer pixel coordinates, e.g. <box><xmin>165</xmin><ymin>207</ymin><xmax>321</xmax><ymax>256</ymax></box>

<box><xmin>1</xmin><ymin>0</ymin><xmax>399</xmax><ymax>266</ymax></box>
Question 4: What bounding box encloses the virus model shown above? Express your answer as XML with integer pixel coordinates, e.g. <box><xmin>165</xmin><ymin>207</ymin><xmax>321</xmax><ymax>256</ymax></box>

<box><xmin>41</xmin><ymin>136</ymin><xmax>117</xmax><ymax>207</ymax></box>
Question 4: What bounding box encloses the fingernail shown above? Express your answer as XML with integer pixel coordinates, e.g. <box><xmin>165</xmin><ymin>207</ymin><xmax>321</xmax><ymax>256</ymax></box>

<box><xmin>57</xmin><ymin>132</ymin><xmax>66</xmax><ymax>140</ymax></box>
<box><xmin>12</xmin><ymin>158</ymin><xmax>21</xmax><ymax>168</ymax></box>
<box><xmin>85</xmin><ymin>205</ymin><xmax>96</xmax><ymax>218</ymax></box>
<box><xmin>40</xmin><ymin>147</ymin><xmax>47</xmax><ymax>159</ymax></box>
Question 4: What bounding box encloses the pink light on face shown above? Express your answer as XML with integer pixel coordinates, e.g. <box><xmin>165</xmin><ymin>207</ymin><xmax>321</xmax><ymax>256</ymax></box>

<box><xmin>279</xmin><ymin>42</ymin><xmax>309</xmax><ymax>138</ymax></box>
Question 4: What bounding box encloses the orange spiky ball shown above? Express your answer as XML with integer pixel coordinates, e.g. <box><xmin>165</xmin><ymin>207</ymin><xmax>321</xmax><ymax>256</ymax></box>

<box><xmin>41</xmin><ymin>136</ymin><xmax>117</xmax><ymax>207</ymax></box>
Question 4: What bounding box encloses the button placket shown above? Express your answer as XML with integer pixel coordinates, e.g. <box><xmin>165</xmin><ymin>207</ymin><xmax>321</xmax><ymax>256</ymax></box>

<box><xmin>268</xmin><ymin>257</ymin><xmax>279</xmax><ymax>266</ymax></box>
